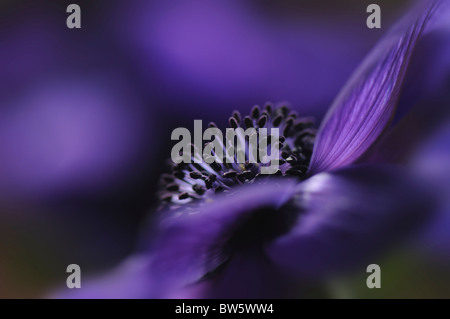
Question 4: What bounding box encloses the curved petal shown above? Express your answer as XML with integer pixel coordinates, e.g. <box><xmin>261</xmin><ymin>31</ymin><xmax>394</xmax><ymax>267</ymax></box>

<box><xmin>357</xmin><ymin>98</ymin><xmax>450</xmax><ymax>165</ymax></box>
<box><xmin>164</xmin><ymin>250</ymin><xmax>304</xmax><ymax>299</ymax></box>
<box><xmin>358</xmin><ymin>11</ymin><xmax>450</xmax><ymax>166</ymax></box>
<box><xmin>308</xmin><ymin>2</ymin><xmax>440</xmax><ymax>175</ymax></box>
<box><xmin>52</xmin><ymin>181</ymin><xmax>302</xmax><ymax>299</ymax></box>
<box><xmin>52</xmin><ymin>252</ymin><xmax>303</xmax><ymax>299</ymax></box>
<box><xmin>266</xmin><ymin>165</ymin><xmax>434</xmax><ymax>278</ymax></box>
<box><xmin>148</xmin><ymin>181</ymin><xmax>299</xmax><ymax>296</ymax></box>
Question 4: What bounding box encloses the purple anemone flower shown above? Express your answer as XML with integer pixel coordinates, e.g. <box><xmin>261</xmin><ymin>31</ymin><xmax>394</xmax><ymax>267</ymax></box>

<box><xmin>55</xmin><ymin>1</ymin><xmax>443</xmax><ymax>299</ymax></box>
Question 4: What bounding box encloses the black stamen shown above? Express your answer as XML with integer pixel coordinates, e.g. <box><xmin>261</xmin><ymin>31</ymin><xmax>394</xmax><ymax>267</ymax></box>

<box><xmin>286</xmin><ymin>168</ymin><xmax>303</xmax><ymax>176</ymax></box>
<box><xmin>215</xmin><ymin>186</ymin><xmax>225</xmax><ymax>193</ymax></box>
<box><xmin>159</xmin><ymin>102</ymin><xmax>317</xmax><ymax>210</ymax></box>
<box><xmin>223</xmin><ymin>171</ymin><xmax>237</xmax><ymax>179</ymax></box>
<box><xmin>229</xmin><ymin>117</ymin><xmax>239</xmax><ymax>129</ymax></box>
<box><xmin>210</xmin><ymin>162</ymin><xmax>222</xmax><ymax>172</ymax></box>
<box><xmin>166</xmin><ymin>183</ymin><xmax>179</xmax><ymax>191</ymax></box>
<box><xmin>280</xmin><ymin>105</ymin><xmax>289</xmax><ymax>116</ymax></box>
<box><xmin>161</xmin><ymin>174</ymin><xmax>174</xmax><ymax>183</ymax></box>
<box><xmin>160</xmin><ymin>193</ymin><xmax>172</xmax><ymax>202</ymax></box>
<box><xmin>281</xmin><ymin>151</ymin><xmax>290</xmax><ymax>159</ymax></box>
<box><xmin>257</xmin><ymin>115</ymin><xmax>267</xmax><ymax>127</ymax></box>
<box><xmin>244</xmin><ymin>116</ymin><xmax>253</xmax><ymax>128</ymax></box>
<box><xmin>193</xmin><ymin>184</ymin><xmax>206</xmax><ymax>195</ymax></box>
<box><xmin>273</xmin><ymin>115</ymin><xmax>283</xmax><ymax>127</ymax></box>
<box><xmin>189</xmin><ymin>171</ymin><xmax>203</xmax><ymax>179</ymax></box>
<box><xmin>232</xmin><ymin>111</ymin><xmax>241</xmax><ymax>123</ymax></box>
<box><xmin>205</xmin><ymin>179</ymin><xmax>213</xmax><ymax>189</ymax></box>
<box><xmin>178</xmin><ymin>192</ymin><xmax>190</xmax><ymax>200</ymax></box>
<box><xmin>173</xmin><ymin>171</ymin><xmax>185</xmax><ymax>179</ymax></box>
<box><xmin>283</xmin><ymin>125</ymin><xmax>292</xmax><ymax>137</ymax></box>
<box><xmin>251</xmin><ymin>105</ymin><xmax>260</xmax><ymax>118</ymax></box>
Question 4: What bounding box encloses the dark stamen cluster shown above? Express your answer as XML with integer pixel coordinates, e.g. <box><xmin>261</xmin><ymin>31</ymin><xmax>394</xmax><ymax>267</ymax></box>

<box><xmin>158</xmin><ymin>102</ymin><xmax>316</xmax><ymax>210</ymax></box>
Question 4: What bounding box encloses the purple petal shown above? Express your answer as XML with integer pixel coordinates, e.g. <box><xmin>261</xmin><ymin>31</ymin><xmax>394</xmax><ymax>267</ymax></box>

<box><xmin>165</xmin><ymin>250</ymin><xmax>303</xmax><ymax>299</ymax></box>
<box><xmin>148</xmin><ymin>181</ymin><xmax>299</xmax><ymax>296</ymax></box>
<box><xmin>357</xmin><ymin>99</ymin><xmax>450</xmax><ymax>165</ymax></box>
<box><xmin>359</xmin><ymin>10</ymin><xmax>450</xmax><ymax>165</ymax></box>
<box><xmin>54</xmin><ymin>181</ymin><xmax>304</xmax><ymax>299</ymax></box>
<box><xmin>266</xmin><ymin>165</ymin><xmax>434</xmax><ymax>278</ymax></box>
<box><xmin>308</xmin><ymin>2</ymin><xmax>440</xmax><ymax>175</ymax></box>
<box><xmin>410</xmin><ymin>124</ymin><xmax>450</xmax><ymax>259</ymax></box>
<box><xmin>53</xmin><ymin>252</ymin><xmax>301</xmax><ymax>299</ymax></box>
<box><xmin>51</xmin><ymin>256</ymin><xmax>155</xmax><ymax>299</ymax></box>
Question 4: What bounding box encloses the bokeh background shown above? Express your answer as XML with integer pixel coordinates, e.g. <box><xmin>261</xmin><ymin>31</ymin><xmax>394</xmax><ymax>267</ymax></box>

<box><xmin>0</xmin><ymin>0</ymin><xmax>449</xmax><ymax>298</ymax></box>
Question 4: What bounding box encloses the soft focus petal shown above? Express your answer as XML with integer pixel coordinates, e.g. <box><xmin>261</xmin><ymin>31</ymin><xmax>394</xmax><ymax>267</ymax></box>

<box><xmin>165</xmin><ymin>250</ymin><xmax>303</xmax><ymax>299</ymax></box>
<box><xmin>54</xmin><ymin>181</ymin><xmax>300</xmax><ymax>299</ymax></box>
<box><xmin>51</xmin><ymin>256</ymin><xmax>155</xmax><ymax>299</ymax></box>
<box><xmin>396</xmin><ymin>9</ymin><xmax>450</xmax><ymax>123</ymax></box>
<box><xmin>309</xmin><ymin>2</ymin><xmax>440</xmax><ymax>174</ymax></box>
<box><xmin>410</xmin><ymin>123</ymin><xmax>450</xmax><ymax>259</ymax></box>
<box><xmin>360</xmin><ymin>3</ymin><xmax>450</xmax><ymax>165</ymax></box>
<box><xmin>148</xmin><ymin>181</ymin><xmax>298</xmax><ymax>297</ymax></box>
<box><xmin>54</xmin><ymin>252</ymin><xmax>301</xmax><ymax>299</ymax></box>
<box><xmin>357</xmin><ymin>98</ymin><xmax>450</xmax><ymax>165</ymax></box>
<box><xmin>266</xmin><ymin>165</ymin><xmax>434</xmax><ymax>278</ymax></box>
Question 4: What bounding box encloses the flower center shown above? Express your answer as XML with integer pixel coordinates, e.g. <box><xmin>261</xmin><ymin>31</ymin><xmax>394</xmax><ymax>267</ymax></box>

<box><xmin>158</xmin><ymin>102</ymin><xmax>316</xmax><ymax>210</ymax></box>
